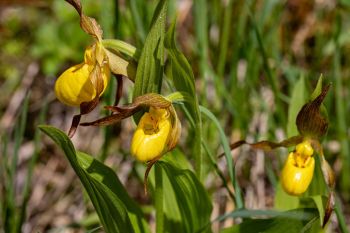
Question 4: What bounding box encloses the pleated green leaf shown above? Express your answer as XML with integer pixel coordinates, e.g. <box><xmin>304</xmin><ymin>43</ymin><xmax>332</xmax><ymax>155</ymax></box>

<box><xmin>132</xmin><ymin>0</ymin><xmax>167</xmax><ymax>123</ymax></box>
<box><xmin>156</xmin><ymin>159</ymin><xmax>212</xmax><ymax>233</ymax></box>
<box><xmin>39</xmin><ymin>125</ymin><xmax>150</xmax><ymax>233</ymax></box>
<box><xmin>165</xmin><ymin>19</ymin><xmax>203</xmax><ymax>179</ymax></box>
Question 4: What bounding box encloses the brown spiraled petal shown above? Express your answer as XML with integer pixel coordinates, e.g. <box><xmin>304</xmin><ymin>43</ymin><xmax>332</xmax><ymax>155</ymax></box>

<box><xmin>296</xmin><ymin>84</ymin><xmax>330</xmax><ymax>138</ymax></box>
<box><xmin>81</xmin><ymin>93</ymin><xmax>171</xmax><ymax>127</ymax></box>
<box><xmin>65</xmin><ymin>0</ymin><xmax>103</xmax><ymax>41</ymax></box>
<box><xmin>107</xmin><ymin>93</ymin><xmax>171</xmax><ymax>112</ymax></box>
<box><xmin>133</xmin><ymin>93</ymin><xmax>172</xmax><ymax>108</ymax></box>
<box><xmin>68</xmin><ymin>98</ymin><xmax>100</xmax><ymax>137</ymax></box>
<box><xmin>105</xmin><ymin>105</ymin><xmax>132</xmax><ymax>113</ymax></box>
<box><xmin>80</xmin><ymin>108</ymin><xmax>139</xmax><ymax>126</ymax></box>
<box><xmin>228</xmin><ymin>135</ymin><xmax>304</xmax><ymax>153</ymax></box>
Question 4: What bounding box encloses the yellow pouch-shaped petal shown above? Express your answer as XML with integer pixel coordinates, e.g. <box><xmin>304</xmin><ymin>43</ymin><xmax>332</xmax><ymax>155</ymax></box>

<box><xmin>55</xmin><ymin>63</ymin><xmax>96</xmax><ymax>106</ymax></box>
<box><xmin>281</xmin><ymin>152</ymin><xmax>315</xmax><ymax>195</ymax></box>
<box><xmin>55</xmin><ymin>62</ymin><xmax>110</xmax><ymax>106</ymax></box>
<box><xmin>131</xmin><ymin>108</ymin><xmax>172</xmax><ymax>162</ymax></box>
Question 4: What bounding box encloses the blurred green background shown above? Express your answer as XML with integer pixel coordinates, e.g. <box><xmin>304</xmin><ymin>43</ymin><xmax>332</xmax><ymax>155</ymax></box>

<box><xmin>0</xmin><ymin>0</ymin><xmax>349</xmax><ymax>232</ymax></box>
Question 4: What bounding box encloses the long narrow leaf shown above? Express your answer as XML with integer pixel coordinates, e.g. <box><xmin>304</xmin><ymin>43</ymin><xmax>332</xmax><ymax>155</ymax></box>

<box><xmin>220</xmin><ymin>209</ymin><xmax>319</xmax><ymax>233</ymax></box>
<box><xmin>132</xmin><ymin>0</ymin><xmax>167</xmax><ymax>122</ymax></box>
<box><xmin>152</xmin><ymin>158</ymin><xmax>212</xmax><ymax>233</ymax></box>
<box><xmin>39</xmin><ymin>125</ymin><xmax>150</xmax><ymax>233</ymax></box>
<box><xmin>165</xmin><ymin>20</ymin><xmax>203</xmax><ymax>178</ymax></box>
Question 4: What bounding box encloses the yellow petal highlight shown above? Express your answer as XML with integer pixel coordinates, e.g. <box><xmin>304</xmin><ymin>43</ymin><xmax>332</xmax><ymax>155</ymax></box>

<box><xmin>131</xmin><ymin>108</ymin><xmax>172</xmax><ymax>162</ymax></box>
<box><xmin>281</xmin><ymin>152</ymin><xmax>315</xmax><ymax>195</ymax></box>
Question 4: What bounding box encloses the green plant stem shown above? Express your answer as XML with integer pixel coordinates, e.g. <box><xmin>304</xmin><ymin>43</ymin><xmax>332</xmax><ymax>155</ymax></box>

<box><xmin>155</xmin><ymin>164</ymin><xmax>164</xmax><ymax>233</ymax></box>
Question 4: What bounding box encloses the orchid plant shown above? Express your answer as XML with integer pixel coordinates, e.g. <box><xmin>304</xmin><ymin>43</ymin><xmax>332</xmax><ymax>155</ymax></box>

<box><xmin>39</xmin><ymin>0</ymin><xmax>339</xmax><ymax>232</ymax></box>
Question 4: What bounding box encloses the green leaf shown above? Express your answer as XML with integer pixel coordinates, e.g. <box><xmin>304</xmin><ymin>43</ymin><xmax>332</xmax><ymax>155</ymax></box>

<box><xmin>220</xmin><ymin>209</ymin><xmax>320</xmax><ymax>233</ymax></box>
<box><xmin>39</xmin><ymin>125</ymin><xmax>150</xmax><ymax>233</ymax></box>
<box><xmin>133</xmin><ymin>0</ymin><xmax>167</xmax><ymax>122</ymax></box>
<box><xmin>310</xmin><ymin>75</ymin><xmax>323</xmax><ymax>101</ymax></box>
<box><xmin>309</xmin><ymin>196</ymin><xmax>327</xmax><ymax>227</ymax></box>
<box><xmin>165</xmin><ymin>19</ymin><xmax>203</xmax><ymax>179</ymax></box>
<box><xmin>155</xmin><ymin>160</ymin><xmax>213</xmax><ymax>233</ymax></box>
<box><xmin>165</xmin><ymin>20</ymin><xmax>199</xmax><ymax>120</ymax></box>
<box><xmin>274</xmin><ymin>182</ymin><xmax>300</xmax><ymax>210</ymax></box>
<box><xmin>287</xmin><ymin>75</ymin><xmax>306</xmax><ymax>138</ymax></box>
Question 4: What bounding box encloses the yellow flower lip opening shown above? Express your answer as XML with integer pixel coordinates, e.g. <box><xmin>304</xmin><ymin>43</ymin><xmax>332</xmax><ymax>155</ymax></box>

<box><xmin>281</xmin><ymin>140</ymin><xmax>315</xmax><ymax>195</ymax></box>
<box><xmin>131</xmin><ymin>107</ymin><xmax>172</xmax><ymax>162</ymax></box>
<box><xmin>54</xmin><ymin>45</ymin><xmax>110</xmax><ymax>106</ymax></box>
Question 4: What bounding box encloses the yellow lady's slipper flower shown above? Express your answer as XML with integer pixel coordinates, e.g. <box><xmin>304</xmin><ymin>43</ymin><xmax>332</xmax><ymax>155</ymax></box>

<box><xmin>54</xmin><ymin>46</ymin><xmax>110</xmax><ymax>106</ymax></box>
<box><xmin>131</xmin><ymin>107</ymin><xmax>173</xmax><ymax>162</ymax></box>
<box><xmin>281</xmin><ymin>140</ymin><xmax>315</xmax><ymax>195</ymax></box>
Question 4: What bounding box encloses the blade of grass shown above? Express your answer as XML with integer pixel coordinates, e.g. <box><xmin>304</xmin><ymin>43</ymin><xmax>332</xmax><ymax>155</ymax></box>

<box><xmin>193</xmin><ymin>0</ymin><xmax>210</xmax><ymax>106</ymax></box>
<box><xmin>245</xmin><ymin>2</ymin><xmax>287</xmax><ymax>126</ymax></box>
<box><xmin>17</xmin><ymin>100</ymin><xmax>48</xmax><ymax>233</ymax></box>
<box><xmin>0</xmin><ymin>134</ymin><xmax>9</xmax><ymax>229</ymax></box>
<box><xmin>10</xmin><ymin>94</ymin><xmax>30</xmax><ymax>187</ymax></box>
<box><xmin>200</xmin><ymin>105</ymin><xmax>243</xmax><ymax>209</ymax></box>
<box><xmin>216</xmin><ymin>0</ymin><xmax>233</xmax><ymax>78</ymax></box>
<box><xmin>5</xmin><ymin>94</ymin><xmax>30</xmax><ymax>233</ymax></box>
<box><xmin>333</xmin><ymin>20</ymin><xmax>350</xmax><ymax>200</ymax></box>
<box><xmin>129</xmin><ymin>0</ymin><xmax>146</xmax><ymax>43</ymax></box>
